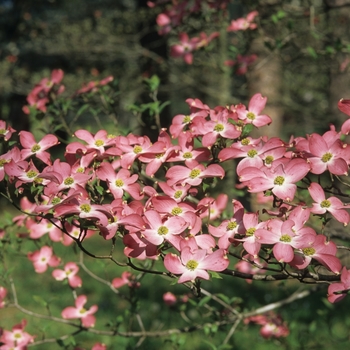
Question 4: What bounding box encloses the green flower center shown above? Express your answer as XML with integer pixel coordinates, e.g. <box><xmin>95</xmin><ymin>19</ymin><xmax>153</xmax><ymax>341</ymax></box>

<box><xmin>64</xmin><ymin>177</ymin><xmax>74</xmax><ymax>186</ymax></box>
<box><xmin>302</xmin><ymin>247</ymin><xmax>316</xmax><ymax>256</ymax></box>
<box><xmin>274</xmin><ymin>176</ymin><xmax>285</xmax><ymax>186</ymax></box>
<box><xmin>133</xmin><ymin>145</ymin><xmax>143</xmax><ymax>154</ymax></box>
<box><xmin>241</xmin><ymin>138</ymin><xmax>250</xmax><ymax>146</ymax></box>
<box><xmin>155</xmin><ymin>153</ymin><xmax>164</xmax><ymax>159</ymax></box>
<box><xmin>0</xmin><ymin>129</ymin><xmax>6</xmax><ymax>135</ymax></box>
<box><xmin>280</xmin><ymin>234</ymin><xmax>292</xmax><ymax>242</ymax></box>
<box><xmin>321</xmin><ymin>152</ymin><xmax>333</xmax><ymax>163</ymax></box>
<box><xmin>174</xmin><ymin>190</ymin><xmax>183</xmax><ymax>199</ymax></box>
<box><xmin>79</xmin><ymin>308</ymin><xmax>87</xmax><ymax>314</ymax></box>
<box><xmin>52</xmin><ymin>197</ymin><xmax>61</xmax><ymax>205</ymax></box>
<box><xmin>183</xmin><ymin>115</ymin><xmax>191</xmax><ymax>124</ymax></box>
<box><xmin>26</xmin><ymin>170</ymin><xmax>38</xmax><ymax>178</ymax></box>
<box><xmin>186</xmin><ymin>259</ymin><xmax>199</xmax><ymax>271</ymax></box>
<box><xmin>265</xmin><ymin>155</ymin><xmax>274</xmax><ymax>165</ymax></box>
<box><xmin>247</xmin><ymin>149</ymin><xmax>258</xmax><ymax>158</ymax></box>
<box><xmin>80</xmin><ymin>204</ymin><xmax>91</xmax><ymax>213</ymax></box>
<box><xmin>246</xmin><ymin>227</ymin><xmax>256</xmax><ymax>236</ymax></box>
<box><xmin>171</xmin><ymin>207</ymin><xmax>183</xmax><ymax>215</ymax></box>
<box><xmin>189</xmin><ymin>169</ymin><xmax>201</xmax><ymax>179</ymax></box>
<box><xmin>115</xmin><ymin>179</ymin><xmax>124</xmax><ymax>187</ymax></box>
<box><xmin>95</xmin><ymin>139</ymin><xmax>104</xmax><ymax>147</ymax></box>
<box><xmin>247</xmin><ymin>112</ymin><xmax>256</xmax><ymax>120</ymax></box>
<box><xmin>157</xmin><ymin>226</ymin><xmax>169</xmax><ymax>235</ymax></box>
<box><xmin>226</xmin><ymin>221</ymin><xmax>237</xmax><ymax>231</ymax></box>
<box><xmin>0</xmin><ymin>159</ymin><xmax>9</xmax><ymax>167</ymax></box>
<box><xmin>320</xmin><ymin>200</ymin><xmax>331</xmax><ymax>208</ymax></box>
<box><xmin>31</xmin><ymin>144</ymin><xmax>41</xmax><ymax>153</ymax></box>
<box><xmin>183</xmin><ymin>152</ymin><xmax>193</xmax><ymax>159</ymax></box>
<box><xmin>76</xmin><ymin>167</ymin><xmax>84</xmax><ymax>173</ymax></box>
<box><xmin>214</xmin><ymin>123</ymin><xmax>224</xmax><ymax>132</ymax></box>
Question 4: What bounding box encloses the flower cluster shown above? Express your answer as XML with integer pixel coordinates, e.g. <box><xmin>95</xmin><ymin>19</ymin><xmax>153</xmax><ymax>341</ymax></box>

<box><xmin>2</xmin><ymin>90</ymin><xmax>350</xmax><ymax>299</ymax></box>
<box><xmin>149</xmin><ymin>0</ymin><xmax>258</xmax><ymax>66</ymax></box>
<box><xmin>244</xmin><ymin>313</ymin><xmax>289</xmax><ymax>339</ymax></box>
<box><xmin>23</xmin><ymin>69</ymin><xmax>65</xmax><ymax>114</ymax></box>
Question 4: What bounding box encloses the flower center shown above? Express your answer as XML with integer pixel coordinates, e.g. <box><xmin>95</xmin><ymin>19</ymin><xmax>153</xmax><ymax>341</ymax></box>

<box><xmin>280</xmin><ymin>234</ymin><xmax>292</xmax><ymax>242</ymax></box>
<box><xmin>115</xmin><ymin>179</ymin><xmax>124</xmax><ymax>187</ymax></box>
<box><xmin>0</xmin><ymin>159</ymin><xmax>9</xmax><ymax>167</ymax></box>
<box><xmin>183</xmin><ymin>115</ymin><xmax>191</xmax><ymax>124</ymax></box>
<box><xmin>321</xmin><ymin>152</ymin><xmax>333</xmax><ymax>163</ymax></box>
<box><xmin>26</xmin><ymin>170</ymin><xmax>38</xmax><ymax>178</ymax></box>
<box><xmin>247</xmin><ymin>149</ymin><xmax>257</xmax><ymax>158</ymax></box>
<box><xmin>95</xmin><ymin>139</ymin><xmax>104</xmax><ymax>147</ymax></box>
<box><xmin>171</xmin><ymin>207</ymin><xmax>183</xmax><ymax>215</ymax></box>
<box><xmin>31</xmin><ymin>144</ymin><xmax>41</xmax><ymax>153</ymax></box>
<box><xmin>214</xmin><ymin>123</ymin><xmax>224</xmax><ymax>132</ymax></box>
<box><xmin>302</xmin><ymin>247</ymin><xmax>316</xmax><ymax>256</ymax></box>
<box><xmin>80</xmin><ymin>204</ymin><xmax>91</xmax><ymax>213</ymax></box>
<box><xmin>246</xmin><ymin>227</ymin><xmax>256</xmax><ymax>236</ymax></box>
<box><xmin>274</xmin><ymin>176</ymin><xmax>285</xmax><ymax>186</ymax></box>
<box><xmin>189</xmin><ymin>169</ymin><xmax>201</xmax><ymax>179</ymax></box>
<box><xmin>157</xmin><ymin>226</ymin><xmax>169</xmax><ymax>235</ymax></box>
<box><xmin>133</xmin><ymin>145</ymin><xmax>143</xmax><ymax>154</ymax></box>
<box><xmin>52</xmin><ymin>197</ymin><xmax>61</xmax><ymax>205</ymax></box>
<box><xmin>186</xmin><ymin>259</ymin><xmax>199</xmax><ymax>271</ymax></box>
<box><xmin>320</xmin><ymin>200</ymin><xmax>331</xmax><ymax>208</ymax></box>
<box><xmin>64</xmin><ymin>177</ymin><xmax>74</xmax><ymax>186</ymax></box>
<box><xmin>226</xmin><ymin>221</ymin><xmax>237</xmax><ymax>231</ymax></box>
<box><xmin>183</xmin><ymin>152</ymin><xmax>193</xmax><ymax>159</ymax></box>
<box><xmin>246</xmin><ymin>112</ymin><xmax>256</xmax><ymax>120</ymax></box>
<box><xmin>174</xmin><ymin>190</ymin><xmax>183</xmax><ymax>199</ymax></box>
<box><xmin>241</xmin><ymin>138</ymin><xmax>250</xmax><ymax>146</ymax></box>
<box><xmin>264</xmin><ymin>155</ymin><xmax>274</xmax><ymax>165</ymax></box>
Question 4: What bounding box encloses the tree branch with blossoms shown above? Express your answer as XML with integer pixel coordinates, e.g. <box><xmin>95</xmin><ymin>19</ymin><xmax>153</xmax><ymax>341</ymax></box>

<box><xmin>1</xmin><ymin>67</ymin><xmax>350</xmax><ymax>348</ymax></box>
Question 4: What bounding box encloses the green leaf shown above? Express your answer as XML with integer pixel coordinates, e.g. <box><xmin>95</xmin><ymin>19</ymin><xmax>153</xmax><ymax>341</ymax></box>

<box><xmin>33</xmin><ymin>295</ymin><xmax>48</xmax><ymax>307</ymax></box>
<box><xmin>307</xmin><ymin>46</ymin><xmax>318</xmax><ymax>59</ymax></box>
<box><xmin>96</xmin><ymin>185</ymin><xmax>105</xmax><ymax>195</ymax></box>
<box><xmin>241</xmin><ymin>123</ymin><xmax>254</xmax><ymax>138</ymax></box>
<box><xmin>76</xmin><ymin>104</ymin><xmax>90</xmax><ymax>117</ymax></box>
<box><xmin>209</xmin><ymin>271</ymin><xmax>223</xmax><ymax>279</ymax></box>
<box><xmin>197</xmin><ymin>295</ymin><xmax>211</xmax><ymax>307</ymax></box>
<box><xmin>144</xmin><ymin>75</ymin><xmax>160</xmax><ymax>92</ymax></box>
<box><xmin>216</xmin><ymin>293</ymin><xmax>231</xmax><ymax>305</ymax></box>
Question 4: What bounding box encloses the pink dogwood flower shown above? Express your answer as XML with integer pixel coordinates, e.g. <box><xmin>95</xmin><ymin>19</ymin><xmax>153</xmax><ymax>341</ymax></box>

<box><xmin>142</xmin><ymin>210</ymin><xmax>188</xmax><ymax>250</ymax></box>
<box><xmin>289</xmin><ymin>234</ymin><xmax>342</xmax><ymax>274</ymax></box>
<box><xmin>0</xmin><ymin>319</ymin><xmax>35</xmax><ymax>348</ymax></box>
<box><xmin>227</xmin><ymin>11</ymin><xmax>259</xmax><ymax>31</ymax></box>
<box><xmin>164</xmin><ymin>240</ymin><xmax>229</xmax><ymax>283</ymax></box>
<box><xmin>19</xmin><ymin>130</ymin><xmax>59</xmax><ymax>165</ymax></box>
<box><xmin>328</xmin><ymin>267</ymin><xmax>350</xmax><ymax>303</ymax></box>
<box><xmin>61</xmin><ymin>295</ymin><xmax>98</xmax><ymax>327</ymax></box>
<box><xmin>0</xmin><ymin>120</ymin><xmax>16</xmax><ymax>141</ymax></box>
<box><xmin>52</xmin><ymin>262</ymin><xmax>82</xmax><ymax>288</ymax></box>
<box><xmin>297</xmin><ymin>133</ymin><xmax>350</xmax><ymax>175</ymax></box>
<box><xmin>166</xmin><ymin>161</ymin><xmax>225</xmax><ymax>187</ymax></box>
<box><xmin>236</xmin><ymin>93</ymin><xmax>272</xmax><ymax>127</ymax></box>
<box><xmin>170</xmin><ymin>32</ymin><xmax>200</xmax><ymax>64</ymax></box>
<box><xmin>308</xmin><ymin>182</ymin><xmax>350</xmax><ymax>225</ymax></box>
<box><xmin>239</xmin><ymin>158</ymin><xmax>310</xmax><ymax>201</ymax></box>
<box><xmin>27</xmin><ymin>246</ymin><xmax>60</xmax><ymax>273</ymax></box>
